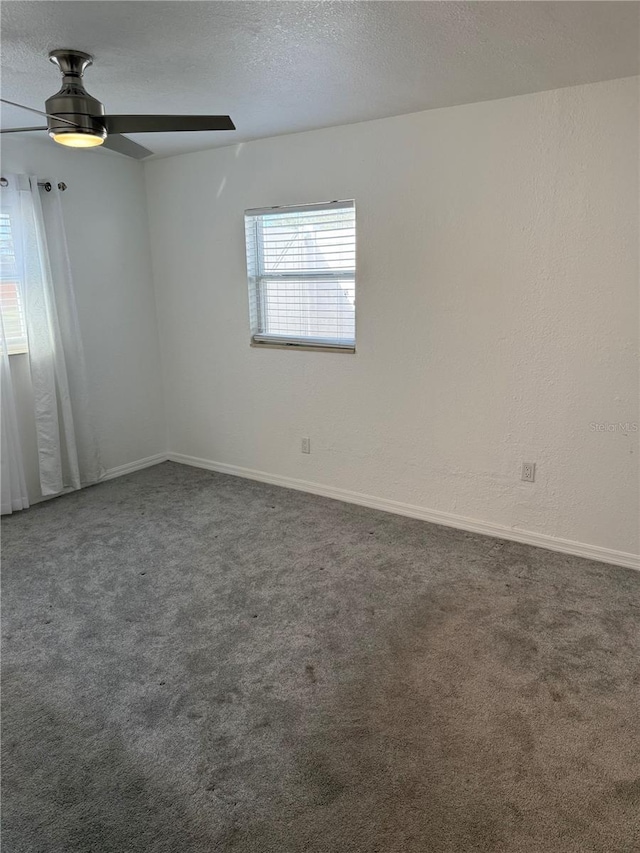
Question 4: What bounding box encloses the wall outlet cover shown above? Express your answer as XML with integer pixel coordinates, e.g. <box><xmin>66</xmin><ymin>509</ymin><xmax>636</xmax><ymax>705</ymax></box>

<box><xmin>521</xmin><ymin>462</ymin><xmax>536</xmax><ymax>482</ymax></box>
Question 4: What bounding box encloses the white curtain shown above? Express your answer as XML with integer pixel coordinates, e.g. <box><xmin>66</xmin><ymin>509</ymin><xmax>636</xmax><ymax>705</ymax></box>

<box><xmin>1</xmin><ymin>174</ymin><xmax>103</xmax><ymax>511</ymax></box>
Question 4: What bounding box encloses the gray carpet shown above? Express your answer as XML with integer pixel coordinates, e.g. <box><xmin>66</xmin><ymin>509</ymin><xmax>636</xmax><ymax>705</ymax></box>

<box><xmin>2</xmin><ymin>462</ymin><xmax>639</xmax><ymax>852</ymax></box>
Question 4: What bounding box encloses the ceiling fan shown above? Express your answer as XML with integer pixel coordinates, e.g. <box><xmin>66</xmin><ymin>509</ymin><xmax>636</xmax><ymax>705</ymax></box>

<box><xmin>0</xmin><ymin>49</ymin><xmax>235</xmax><ymax>159</ymax></box>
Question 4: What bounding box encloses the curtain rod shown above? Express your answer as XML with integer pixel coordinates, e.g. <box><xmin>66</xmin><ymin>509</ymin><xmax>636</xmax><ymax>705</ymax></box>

<box><xmin>0</xmin><ymin>177</ymin><xmax>67</xmax><ymax>192</ymax></box>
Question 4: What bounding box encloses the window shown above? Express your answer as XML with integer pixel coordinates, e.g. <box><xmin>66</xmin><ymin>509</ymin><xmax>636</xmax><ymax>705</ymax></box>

<box><xmin>245</xmin><ymin>200</ymin><xmax>356</xmax><ymax>351</ymax></box>
<box><xmin>0</xmin><ymin>211</ymin><xmax>28</xmax><ymax>355</ymax></box>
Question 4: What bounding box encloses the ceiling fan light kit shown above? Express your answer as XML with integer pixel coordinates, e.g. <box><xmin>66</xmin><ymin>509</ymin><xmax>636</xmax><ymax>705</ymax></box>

<box><xmin>46</xmin><ymin>50</ymin><xmax>106</xmax><ymax>148</ymax></box>
<box><xmin>0</xmin><ymin>49</ymin><xmax>236</xmax><ymax>158</ymax></box>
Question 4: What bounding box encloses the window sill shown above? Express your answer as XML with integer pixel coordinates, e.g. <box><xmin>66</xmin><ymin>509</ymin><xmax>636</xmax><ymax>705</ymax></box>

<box><xmin>251</xmin><ymin>336</ymin><xmax>355</xmax><ymax>354</ymax></box>
<box><xmin>7</xmin><ymin>349</ymin><xmax>29</xmax><ymax>357</ymax></box>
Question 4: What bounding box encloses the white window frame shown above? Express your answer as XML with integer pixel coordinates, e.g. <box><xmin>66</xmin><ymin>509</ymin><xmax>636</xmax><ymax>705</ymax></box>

<box><xmin>244</xmin><ymin>200</ymin><xmax>356</xmax><ymax>353</ymax></box>
<box><xmin>0</xmin><ymin>209</ymin><xmax>28</xmax><ymax>356</ymax></box>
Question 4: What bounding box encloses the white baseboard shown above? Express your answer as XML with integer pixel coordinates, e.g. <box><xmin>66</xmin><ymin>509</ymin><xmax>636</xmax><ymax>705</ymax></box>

<box><xmin>102</xmin><ymin>453</ymin><xmax>169</xmax><ymax>481</ymax></box>
<box><xmin>167</xmin><ymin>452</ymin><xmax>640</xmax><ymax>572</ymax></box>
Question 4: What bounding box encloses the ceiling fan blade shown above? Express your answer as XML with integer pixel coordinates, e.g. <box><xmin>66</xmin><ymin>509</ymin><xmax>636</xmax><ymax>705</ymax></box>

<box><xmin>0</xmin><ymin>98</ymin><xmax>79</xmax><ymax>127</ymax></box>
<box><xmin>104</xmin><ymin>115</ymin><xmax>235</xmax><ymax>134</ymax></box>
<box><xmin>0</xmin><ymin>126</ymin><xmax>48</xmax><ymax>133</ymax></box>
<box><xmin>102</xmin><ymin>133</ymin><xmax>154</xmax><ymax>160</ymax></box>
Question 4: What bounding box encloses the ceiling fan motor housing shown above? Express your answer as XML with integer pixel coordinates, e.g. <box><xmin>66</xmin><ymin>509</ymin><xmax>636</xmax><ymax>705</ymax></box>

<box><xmin>45</xmin><ymin>50</ymin><xmax>107</xmax><ymax>141</ymax></box>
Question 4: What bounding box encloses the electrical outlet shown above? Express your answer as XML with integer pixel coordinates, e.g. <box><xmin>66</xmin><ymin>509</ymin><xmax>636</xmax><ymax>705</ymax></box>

<box><xmin>301</xmin><ymin>437</ymin><xmax>311</xmax><ymax>454</ymax></box>
<box><xmin>521</xmin><ymin>462</ymin><xmax>536</xmax><ymax>482</ymax></box>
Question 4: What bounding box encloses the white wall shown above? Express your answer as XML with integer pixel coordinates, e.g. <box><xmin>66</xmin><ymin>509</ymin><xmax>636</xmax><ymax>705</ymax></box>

<box><xmin>145</xmin><ymin>76</ymin><xmax>639</xmax><ymax>559</ymax></box>
<box><xmin>145</xmin><ymin>78</ymin><xmax>640</xmax><ymax>554</ymax></box>
<box><xmin>2</xmin><ymin>136</ymin><xmax>165</xmax><ymax>497</ymax></box>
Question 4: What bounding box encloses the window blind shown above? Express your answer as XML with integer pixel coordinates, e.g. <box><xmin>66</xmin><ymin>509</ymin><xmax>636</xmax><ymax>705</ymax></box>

<box><xmin>245</xmin><ymin>200</ymin><xmax>356</xmax><ymax>350</ymax></box>
<box><xmin>0</xmin><ymin>211</ymin><xmax>28</xmax><ymax>355</ymax></box>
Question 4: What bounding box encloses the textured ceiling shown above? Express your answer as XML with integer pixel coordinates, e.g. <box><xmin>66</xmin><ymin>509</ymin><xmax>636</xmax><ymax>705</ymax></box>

<box><xmin>1</xmin><ymin>1</ymin><xmax>638</xmax><ymax>160</ymax></box>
